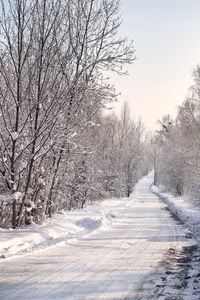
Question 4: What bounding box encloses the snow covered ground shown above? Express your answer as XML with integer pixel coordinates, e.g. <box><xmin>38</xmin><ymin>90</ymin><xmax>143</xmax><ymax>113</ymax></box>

<box><xmin>0</xmin><ymin>172</ymin><xmax>193</xmax><ymax>262</ymax></box>
<box><xmin>151</xmin><ymin>182</ymin><xmax>200</xmax><ymax>300</ymax></box>
<box><xmin>0</xmin><ymin>173</ymin><xmax>191</xmax><ymax>299</ymax></box>
<box><xmin>151</xmin><ymin>184</ymin><xmax>200</xmax><ymax>243</ymax></box>
<box><xmin>0</xmin><ymin>199</ymin><xmax>115</xmax><ymax>260</ymax></box>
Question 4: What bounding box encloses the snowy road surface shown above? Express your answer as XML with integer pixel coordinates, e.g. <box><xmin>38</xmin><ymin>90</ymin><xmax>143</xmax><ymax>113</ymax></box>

<box><xmin>0</xmin><ymin>175</ymin><xmax>188</xmax><ymax>299</ymax></box>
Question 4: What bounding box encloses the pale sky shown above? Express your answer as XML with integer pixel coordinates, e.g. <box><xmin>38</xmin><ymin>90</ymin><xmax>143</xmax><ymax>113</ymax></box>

<box><xmin>110</xmin><ymin>0</ymin><xmax>200</xmax><ymax>129</ymax></box>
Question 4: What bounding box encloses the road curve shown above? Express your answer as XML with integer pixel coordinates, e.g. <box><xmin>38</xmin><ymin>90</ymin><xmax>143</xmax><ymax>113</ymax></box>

<box><xmin>0</xmin><ymin>175</ymin><xmax>188</xmax><ymax>300</ymax></box>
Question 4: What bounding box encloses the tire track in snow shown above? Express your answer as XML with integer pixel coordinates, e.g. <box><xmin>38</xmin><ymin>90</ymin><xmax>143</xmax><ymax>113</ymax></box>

<box><xmin>0</xmin><ymin>175</ymin><xmax>189</xmax><ymax>300</ymax></box>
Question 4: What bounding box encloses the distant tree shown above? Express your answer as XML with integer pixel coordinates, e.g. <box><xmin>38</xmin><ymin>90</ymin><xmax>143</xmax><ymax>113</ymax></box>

<box><xmin>155</xmin><ymin>65</ymin><xmax>200</xmax><ymax>203</ymax></box>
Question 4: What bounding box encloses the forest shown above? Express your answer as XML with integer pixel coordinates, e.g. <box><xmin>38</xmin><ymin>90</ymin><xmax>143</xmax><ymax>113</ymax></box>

<box><xmin>154</xmin><ymin>66</ymin><xmax>200</xmax><ymax>206</ymax></box>
<box><xmin>0</xmin><ymin>0</ymin><xmax>200</xmax><ymax>230</ymax></box>
<box><xmin>1</xmin><ymin>2</ymin><xmax>200</xmax><ymax>299</ymax></box>
<box><xmin>0</xmin><ymin>0</ymin><xmax>150</xmax><ymax>228</ymax></box>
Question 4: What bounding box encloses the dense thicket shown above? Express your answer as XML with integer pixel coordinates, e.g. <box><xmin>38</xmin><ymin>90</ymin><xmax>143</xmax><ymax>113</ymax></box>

<box><xmin>154</xmin><ymin>66</ymin><xmax>200</xmax><ymax>205</ymax></box>
<box><xmin>0</xmin><ymin>0</ymin><xmax>148</xmax><ymax>228</ymax></box>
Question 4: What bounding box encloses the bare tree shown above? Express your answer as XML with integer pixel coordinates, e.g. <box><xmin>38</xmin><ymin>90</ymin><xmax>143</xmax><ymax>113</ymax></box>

<box><xmin>0</xmin><ymin>0</ymin><xmax>135</xmax><ymax>227</ymax></box>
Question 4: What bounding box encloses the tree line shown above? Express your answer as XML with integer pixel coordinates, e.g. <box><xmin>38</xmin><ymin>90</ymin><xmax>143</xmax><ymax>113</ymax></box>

<box><xmin>153</xmin><ymin>65</ymin><xmax>200</xmax><ymax>205</ymax></box>
<box><xmin>0</xmin><ymin>0</ymin><xmax>149</xmax><ymax>228</ymax></box>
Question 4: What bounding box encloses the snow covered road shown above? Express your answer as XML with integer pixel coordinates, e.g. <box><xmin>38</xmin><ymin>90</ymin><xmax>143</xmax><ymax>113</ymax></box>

<box><xmin>0</xmin><ymin>174</ymin><xmax>189</xmax><ymax>299</ymax></box>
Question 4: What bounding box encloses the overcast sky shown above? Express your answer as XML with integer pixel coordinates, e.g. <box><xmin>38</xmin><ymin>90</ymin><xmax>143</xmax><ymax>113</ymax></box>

<box><xmin>110</xmin><ymin>0</ymin><xmax>200</xmax><ymax>129</ymax></box>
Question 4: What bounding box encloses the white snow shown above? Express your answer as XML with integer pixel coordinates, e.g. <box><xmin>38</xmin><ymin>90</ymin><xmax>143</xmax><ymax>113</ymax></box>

<box><xmin>151</xmin><ymin>179</ymin><xmax>200</xmax><ymax>300</ymax></box>
<box><xmin>0</xmin><ymin>173</ymin><xmax>191</xmax><ymax>300</ymax></box>
<box><xmin>2</xmin><ymin>156</ymin><xmax>7</xmax><ymax>163</ymax></box>
<box><xmin>0</xmin><ymin>172</ymin><xmax>194</xmax><ymax>264</ymax></box>
<box><xmin>26</xmin><ymin>200</ymin><xmax>36</xmax><ymax>212</ymax></box>
<box><xmin>151</xmin><ymin>183</ymin><xmax>200</xmax><ymax>242</ymax></box>
<box><xmin>0</xmin><ymin>192</ymin><xmax>22</xmax><ymax>207</ymax></box>
<box><xmin>12</xmin><ymin>192</ymin><xmax>22</xmax><ymax>201</ymax></box>
<box><xmin>0</xmin><ymin>196</ymin><xmax>120</xmax><ymax>260</ymax></box>
<box><xmin>10</xmin><ymin>132</ymin><xmax>18</xmax><ymax>141</ymax></box>
<box><xmin>76</xmin><ymin>217</ymin><xmax>102</xmax><ymax>231</ymax></box>
<box><xmin>0</xmin><ymin>195</ymin><xmax>13</xmax><ymax>205</ymax></box>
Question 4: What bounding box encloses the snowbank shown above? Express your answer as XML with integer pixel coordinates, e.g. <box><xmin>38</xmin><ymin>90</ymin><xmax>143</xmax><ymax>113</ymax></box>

<box><xmin>151</xmin><ymin>184</ymin><xmax>200</xmax><ymax>241</ymax></box>
<box><xmin>2</xmin><ymin>171</ymin><xmax>200</xmax><ymax>262</ymax></box>
<box><xmin>76</xmin><ymin>217</ymin><xmax>102</xmax><ymax>231</ymax></box>
<box><xmin>0</xmin><ymin>196</ymin><xmax>133</xmax><ymax>260</ymax></box>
